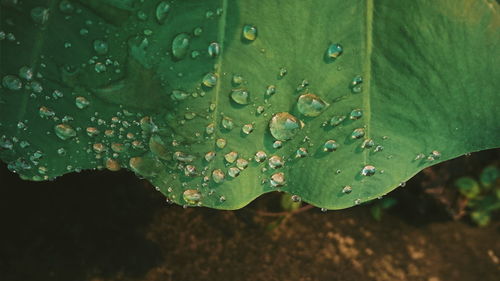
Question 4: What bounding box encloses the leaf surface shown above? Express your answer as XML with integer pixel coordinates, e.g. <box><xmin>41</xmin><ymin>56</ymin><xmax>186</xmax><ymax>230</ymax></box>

<box><xmin>1</xmin><ymin>0</ymin><xmax>499</xmax><ymax>209</ymax></box>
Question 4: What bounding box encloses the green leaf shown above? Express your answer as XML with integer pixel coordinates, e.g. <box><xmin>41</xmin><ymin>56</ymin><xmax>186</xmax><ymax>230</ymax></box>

<box><xmin>1</xmin><ymin>0</ymin><xmax>499</xmax><ymax>210</ymax></box>
<box><xmin>455</xmin><ymin>177</ymin><xmax>481</xmax><ymax>199</ymax></box>
<box><xmin>479</xmin><ymin>165</ymin><xmax>499</xmax><ymax>188</ymax></box>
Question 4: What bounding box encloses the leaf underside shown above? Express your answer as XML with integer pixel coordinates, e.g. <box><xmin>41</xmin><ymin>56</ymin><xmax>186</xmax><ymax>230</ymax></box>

<box><xmin>0</xmin><ymin>0</ymin><xmax>499</xmax><ymax>209</ymax></box>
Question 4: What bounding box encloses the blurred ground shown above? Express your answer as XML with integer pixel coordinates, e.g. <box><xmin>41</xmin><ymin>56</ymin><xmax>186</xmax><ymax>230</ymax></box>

<box><xmin>0</xmin><ymin>150</ymin><xmax>499</xmax><ymax>281</ymax></box>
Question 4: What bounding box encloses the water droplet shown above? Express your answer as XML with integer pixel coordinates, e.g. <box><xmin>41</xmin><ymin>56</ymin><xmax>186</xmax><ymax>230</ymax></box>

<box><xmin>242</xmin><ymin>24</ymin><xmax>257</xmax><ymax>41</ymax></box>
<box><xmin>349</xmin><ymin>108</ymin><xmax>363</xmax><ymax>120</ymax></box>
<box><xmin>202</xmin><ymin>72</ymin><xmax>218</xmax><ymax>88</ymax></box>
<box><xmin>269</xmin><ymin>112</ymin><xmax>304</xmax><ymax>141</ymax></box>
<box><xmin>374</xmin><ymin>145</ymin><xmax>384</xmax><ymax>152</ymax></box>
<box><xmin>221</xmin><ymin>116</ymin><xmax>234</xmax><ymax>130</ymax></box>
<box><xmin>193</xmin><ymin>27</ymin><xmax>203</xmax><ymax>37</ymax></box>
<box><xmin>255</xmin><ymin>151</ymin><xmax>267</xmax><ymax>162</ymax></box>
<box><xmin>270</xmin><ymin>172</ymin><xmax>285</xmax><ymax>187</ymax></box>
<box><xmin>86</xmin><ymin>127</ymin><xmax>99</xmax><ymax>137</ymax></box>
<box><xmin>351</xmin><ymin>128</ymin><xmax>365</xmax><ymax>139</ymax></box>
<box><xmin>39</xmin><ymin>106</ymin><xmax>54</xmax><ymax>118</ymax></box>
<box><xmin>361</xmin><ymin>138</ymin><xmax>374</xmax><ymax>149</ymax></box>
<box><xmin>236</xmin><ymin>158</ymin><xmax>248</xmax><ymax>169</ymax></box>
<box><xmin>232</xmin><ymin>73</ymin><xmax>244</xmax><ymax>85</ymax></box>
<box><xmin>183</xmin><ymin>189</ymin><xmax>201</xmax><ymax>205</ymax></box>
<box><xmin>155</xmin><ymin>1</ymin><xmax>170</xmax><ymax>23</ymax></box>
<box><xmin>342</xmin><ymin>185</ymin><xmax>352</xmax><ymax>194</ymax></box>
<box><xmin>414</xmin><ymin>153</ymin><xmax>425</xmax><ymax>160</ymax></box>
<box><xmin>208</xmin><ymin>42</ymin><xmax>220</xmax><ymax>58</ymax></box>
<box><xmin>184</xmin><ymin>165</ymin><xmax>197</xmax><ymax>177</ymax></box>
<box><xmin>350</xmin><ymin>75</ymin><xmax>363</xmax><ymax>93</ymax></box>
<box><xmin>256</xmin><ymin>106</ymin><xmax>265</xmax><ymax>114</ymax></box>
<box><xmin>296</xmin><ymin>80</ymin><xmax>309</xmax><ymax>92</ymax></box>
<box><xmin>399</xmin><ymin>182</ymin><xmax>406</xmax><ymax>187</ymax></box>
<box><xmin>216</xmin><ymin>138</ymin><xmax>226</xmax><ymax>149</ymax></box>
<box><xmin>297</xmin><ymin>93</ymin><xmax>329</xmax><ymax>117</ymax></box>
<box><xmin>273</xmin><ymin>140</ymin><xmax>283</xmax><ymax>149</ymax></box>
<box><xmin>228</xmin><ymin>167</ymin><xmax>240</xmax><ymax>178</ymax></box>
<box><xmin>212</xmin><ymin>169</ymin><xmax>225</xmax><ymax>183</ymax></box>
<box><xmin>268</xmin><ymin>155</ymin><xmax>284</xmax><ymax>169</ymax></box>
<box><xmin>230</xmin><ymin>88</ymin><xmax>250</xmax><ymax>105</ymax></box>
<box><xmin>19</xmin><ymin>66</ymin><xmax>34</xmax><ymax>80</ymax></box>
<box><xmin>224</xmin><ymin>151</ymin><xmax>238</xmax><ymax>163</ymax></box>
<box><xmin>323</xmin><ymin>140</ymin><xmax>338</xmax><ymax>152</ymax></box>
<box><xmin>205</xmin><ymin>123</ymin><xmax>215</xmax><ymax>135</ymax></box>
<box><xmin>30</xmin><ymin>7</ymin><xmax>49</xmax><ymax>24</ymax></box>
<box><xmin>93</xmin><ymin>39</ymin><xmax>108</xmax><ymax>55</ymax></box>
<box><xmin>94</xmin><ymin>63</ymin><xmax>106</xmax><ymax>73</ymax></box>
<box><xmin>172</xmin><ymin>33</ymin><xmax>190</xmax><ymax>60</ymax></box>
<box><xmin>173</xmin><ymin>151</ymin><xmax>195</xmax><ymax>163</ymax></box>
<box><xmin>278</xmin><ymin>67</ymin><xmax>288</xmax><ymax>79</ymax></box>
<box><xmin>361</xmin><ymin>165</ymin><xmax>376</xmax><ymax>176</ymax></box>
<box><xmin>204</xmin><ymin>151</ymin><xmax>216</xmax><ymax>162</ymax></box>
<box><xmin>354</xmin><ymin>199</ymin><xmax>361</xmax><ymax>205</ymax></box>
<box><xmin>54</xmin><ymin>124</ymin><xmax>76</xmax><ymax>140</ymax></box>
<box><xmin>75</xmin><ymin>96</ymin><xmax>89</xmax><ymax>109</ymax></box>
<box><xmin>171</xmin><ymin>89</ymin><xmax>190</xmax><ymax>101</ymax></box>
<box><xmin>295</xmin><ymin>147</ymin><xmax>308</xmax><ymax>158</ymax></box>
<box><xmin>291</xmin><ymin>195</ymin><xmax>301</xmax><ymax>202</ymax></box>
<box><xmin>2</xmin><ymin>75</ymin><xmax>22</xmax><ymax>90</ymax></box>
<box><xmin>242</xmin><ymin>124</ymin><xmax>254</xmax><ymax>135</ymax></box>
<box><xmin>105</xmin><ymin>158</ymin><xmax>121</xmax><ymax>172</ymax></box>
<box><xmin>265</xmin><ymin>85</ymin><xmax>276</xmax><ymax>96</ymax></box>
<box><xmin>59</xmin><ymin>0</ymin><xmax>75</xmax><ymax>14</ymax></box>
<box><xmin>427</xmin><ymin>150</ymin><xmax>441</xmax><ymax>161</ymax></box>
<box><xmin>326</xmin><ymin>43</ymin><xmax>343</xmax><ymax>61</ymax></box>
<box><xmin>149</xmin><ymin>135</ymin><xmax>169</xmax><ymax>159</ymax></box>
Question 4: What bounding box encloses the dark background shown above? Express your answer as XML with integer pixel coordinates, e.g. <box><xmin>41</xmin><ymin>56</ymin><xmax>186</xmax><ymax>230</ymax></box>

<box><xmin>0</xmin><ymin>149</ymin><xmax>499</xmax><ymax>281</ymax></box>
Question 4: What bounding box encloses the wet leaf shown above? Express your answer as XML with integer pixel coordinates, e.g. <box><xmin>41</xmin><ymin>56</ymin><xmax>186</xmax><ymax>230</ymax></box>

<box><xmin>1</xmin><ymin>0</ymin><xmax>499</xmax><ymax>209</ymax></box>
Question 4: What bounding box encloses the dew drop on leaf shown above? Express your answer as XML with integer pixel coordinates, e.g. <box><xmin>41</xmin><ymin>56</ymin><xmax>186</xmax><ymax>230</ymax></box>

<box><xmin>297</xmin><ymin>93</ymin><xmax>329</xmax><ymax>117</ymax></box>
<box><xmin>208</xmin><ymin>42</ymin><xmax>220</xmax><ymax>58</ymax></box>
<box><xmin>270</xmin><ymin>172</ymin><xmax>285</xmax><ymax>187</ymax></box>
<box><xmin>361</xmin><ymin>165</ymin><xmax>376</xmax><ymax>176</ymax></box>
<box><xmin>54</xmin><ymin>124</ymin><xmax>76</xmax><ymax>140</ymax></box>
<box><xmin>242</xmin><ymin>24</ymin><xmax>258</xmax><ymax>41</ymax></box>
<box><xmin>202</xmin><ymin>72</ymin><xmax>218</xmax><ymax>88</ymax></box>
<box><xmin>172</xmin><ymin>33</ymin><xmax>190</xmax><ymax>60</ymax></box>
<box><xmin>269</xmin><ymin>112</ymin><xmax>303</xmax><ymax>141</ymax></box>
<box><xmin>2</xmin><ymin>75</ymin><xmax>22</xmax><ymax>90</ymax></box>
<box><xmin>212</xmin><ymin>169</ymin><xmax>225</xmax><ymax>183</ymax></box>
<box><xmin>155</xmin><ymin>1</ymin><xmax>170</xmax><ymax>24</ymax></box>
<box><xmin>93</xmin><ymin>39</ymin><xmax>108</xmax><ymax>55</ymax></box>
<box><xmin>255</xmin><ymin>151</ymin><xmax>267</xmax><ymax>162</ymax></box>
<box><xmin>342</xmin><ymin>185</ymin><xmax>352</xmax><ymax>194</ymax></box>
<box><xmin>268</xmin><ymin>155</ymin><xmax>284</xmax><ymax>169</ymax></box>
<box><xmin>326</xmin><ymin>43</ymin><xmax>343</xmax><ymax>61</ymax></box>
<box><xmin>323</xmin><ymin>140</ymin><xmax>338</xmax><ymax>152</ymax></box>
<box><xmin>349</xmin><ymin>108</ymin><xmax>363</xmax><ymax>120</ymax></box>
<box><xmin>295</xmin><ymin>147</ymin><xmax>308</xmax><ymax>158</ymax></box>
<box><xmin>351</xmin><ymin>128</ymin><xmax>365</xmax><ymax>139</ymax></box>
<box><xmin>204</xmin><ymin>151</ymin><xmax>216</xmax><ymax>162</ymax></box>
<box><xmin>230</xmin><ymin>88</ymin><xmax>250</xmax><ymax>105</ymax></box>
<box><xmin>75</xmin><ymin>96</ymin><xmax>90</xmax><ymax>109</ymax></box>
<box><xmin>350</xmin><ymin>75</ymin><xmax>363</xmax><ymax>93</ymax></box>
<box><xmin>228</xmin><ymin>167</ymin><xmax>240</xmax><ymax>178</ymax></box>
<box><xmin>183</xmin><ymin>189</ymin><xmax>201</xmax><ymax>205</ymax></box>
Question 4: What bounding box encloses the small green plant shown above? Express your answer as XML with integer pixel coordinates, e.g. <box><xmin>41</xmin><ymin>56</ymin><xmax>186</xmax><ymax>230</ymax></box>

<box><xmin>455</xmin><ymin>166</ymin><xmax>500</xmax><ymax>226</ymax></box>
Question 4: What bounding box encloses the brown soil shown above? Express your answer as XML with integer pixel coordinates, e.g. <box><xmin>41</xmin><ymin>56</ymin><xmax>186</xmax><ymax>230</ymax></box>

<box><xmin>0</xmin><ymin>150</ymin><xmax>499</xmax><ymax>281</ymax></box>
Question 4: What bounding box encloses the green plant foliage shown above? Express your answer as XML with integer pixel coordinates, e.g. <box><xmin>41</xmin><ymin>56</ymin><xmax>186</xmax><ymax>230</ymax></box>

<box><xmin>370</xmin><ymin>197</ymin><xmax>398</xmax><ymax>221</ymax></box>
<box><xmin>455</xmin><ymin>165</ymin><xmax>500</xmax><ymax>226</ymax></box>
<box><xmin>0</xmin><ymin>0</ymin><xmax>499</xmax><ymax>210</ymax></box>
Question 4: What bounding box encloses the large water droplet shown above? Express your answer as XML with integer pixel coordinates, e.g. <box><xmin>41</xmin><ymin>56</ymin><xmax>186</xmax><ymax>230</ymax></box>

<box><xmin>361</xmin><ymin>138</ymin><xmax>374</xmax><ymax>149</ymax></box>
<box><xmin>204</xmin><ymin>151</ymin><xmax>216</xmax><ymax>162</ymax></box>
<box><xmin>349</xmin><ymin>108</ymin><xmax>363</xmax><ymax>120</ymax></box>
<box><xmin>221</xmin><ymin>116</ymin><xmax>234</xmax><ymax>130</ymax></box>
<box><xmin>323</xmin><ymin>140</ymin><xmax>338</xmax><ymax>152</ymax></box>
<box><xmin>242</xmin><ymin>24</ymin><xmax>257</xmax><ymax>41</ymax></box>
<box><xmin>2</xmin><ymin>75</ymin><xmax>22</xmax><ymax>90</ymax></box>
<box><xmin>351</xmin><ymin>128</ymin><xmax>365</xmax><ymax>139</ymax></box>
<box><xmin>361</xmin><ymin>165</ymin><xmax>376</xmax><ymax>176</ymax></box>
<box><xmin>269</xmin><ymin>112</ymin><xmax>304</xmax><ymax>141</ymax></box>
<box><xmin>295</xmin><ymin>147</ymin><xmax>308</xmax><ymax>158</ymax></box>
<box><xmin>212</xmin><ymin>169</ymin><xmax>225</xmax><ymax>183</ymax></box>
<box><xmin>183</xmin><ymin>189</ymin><xmax>201</xmax><ymax>205</ymax></box>
<box><xmin>184</xmin><ymin>165</ymin><xmax>197</xmax><ymax>177</ymax></box>
<box><xmin>297</xmin><ymin>93</ymin><xmax>329</xmax><ymax>117</ymax></box>
<box><xmin>242</xmin><ymin>124</ymin><xmax>254</xmax><ymax>135</ymax></box>
<box><xmin>265</xmin><ymin>85</ymin><xmax>276</xmax><ymax>96</ymax></box>
<box><xmin>216</xmin><ymin>138</ymin><xmax>226</xmax><ymax>149</ymax></box>
<box><xmin>208</xmin><ymin>42</ymin><xmax>220</xmax><ymax>58</ymax></box>
<box><xmin>325</xmin><ymin>43</ymin><xmax>343</xmax><ymax>61</ymax></box>
<box><xmin>224</xmin><ymin>151</ymin><xmax>238</xmax><ymax>163</ymax></box>
<box><xmin>39</xmin><ymin>106</ymin><xmax>54</xmax><ymax>118</ymax></box>
<box><xmin>236</xmin><ymin>158</ymin><xmax>249</xmax><ymax>169</ymax></box>
<box><xmin>202</xmin><ymin>72</ymin><xmax>218</xmax><ymax>88</ymax></box>
<box><xmin>255</xmin><ymin>151</ymin><xmax>267</xmax><ymax>162</ymax></box>
<box><xmin>54</xmin><ymin>124</ymin><xmax>76</xmax><ymax>140</ymax></box>
<box><xmin>230</xmin><ymin>88</ymin><xmax>250</xmax><ymax>105</ymax></box>
<box><xmin>342</xmin><ymin>185</ymin><xmax>352</xmax><ymax>194</ymax></box>
<box><xmin>155</xmin><ymin>1</ymin><xmax>170</xmax><ymax>24</ymax></box>
<box><xmin>75</xmin><ymin>96</ymin><xmax>89</xmax><ymax>109</ymax></box>
<box><xmin>270</xmin><ymin>172</ymin><xmax>285</xmax><ymax>187</ymax></box>
<box><xmin>228</xmin><ymin>167</ymin><xmax>240</xmax><ymax>178</ymax></box>
<box><xmin>172</xmin><ymin>33</ymin><xmax>190</xmax><ymax>60</ymax></box>
<box><xmin>268</xmin><ymin>155</ymin><xmax>284</xmax><ymax>169</ymax></box>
